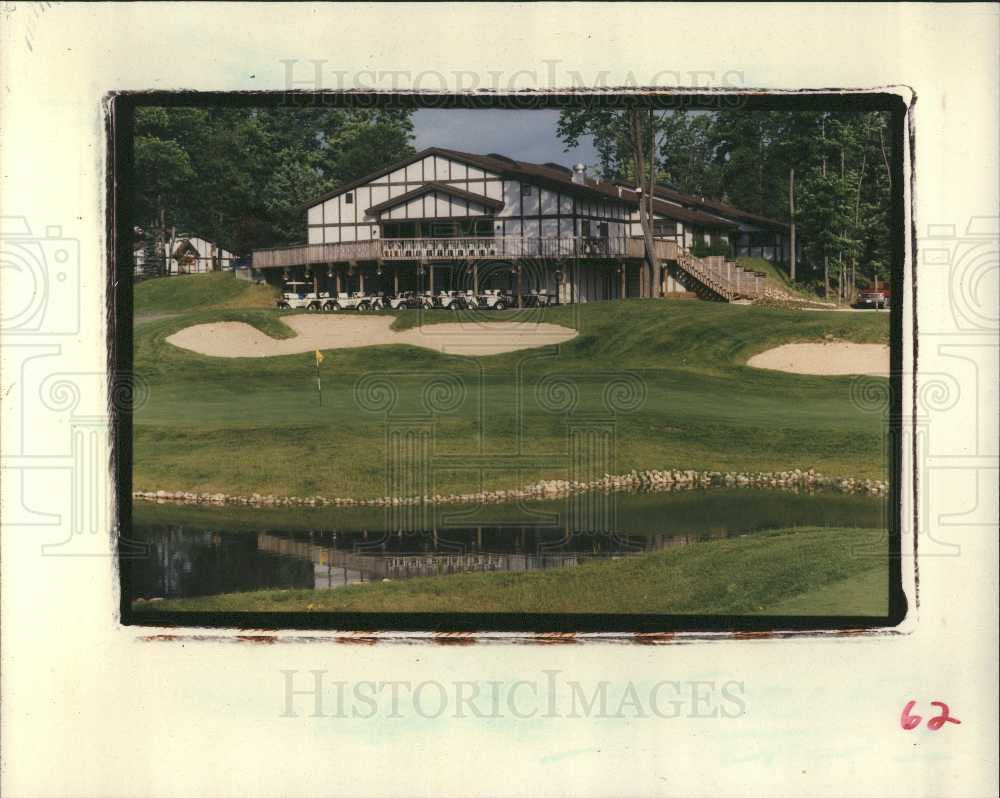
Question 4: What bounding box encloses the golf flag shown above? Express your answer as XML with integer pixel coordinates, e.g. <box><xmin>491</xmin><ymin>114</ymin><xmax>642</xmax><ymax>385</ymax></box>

<box><xmin>314</xmin><ymin>350</ymin><xmax>324</xmax><ymax>405</ymax></box>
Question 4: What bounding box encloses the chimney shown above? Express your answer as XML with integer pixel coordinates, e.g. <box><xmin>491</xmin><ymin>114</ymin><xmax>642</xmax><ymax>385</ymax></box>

<box><xmin>572</xmin><ymin>163</ymin><xmax>586</xmax><ymax>185</ymax></box>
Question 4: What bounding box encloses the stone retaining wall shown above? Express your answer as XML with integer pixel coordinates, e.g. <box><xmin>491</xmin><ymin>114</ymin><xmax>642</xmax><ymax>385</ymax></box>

<box><xmin>133</xmin><ymin>468</ymin><xmax>888</xmax><ymax>509</ymax></box>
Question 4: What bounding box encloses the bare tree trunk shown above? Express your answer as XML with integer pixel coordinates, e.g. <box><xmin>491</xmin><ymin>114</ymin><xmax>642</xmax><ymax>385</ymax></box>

<box><xmin>157</xmin><ymin>201</ymin><xmax>166</xmax><ymax>277</ymax></box>
<box><xmin>850</xmin><ymin>151</ymin><xmax>867</xmax><ymax>304</ymax></box>
<box><xmin>648</xmin><ymin>109</ymin><xmax>660</xmax><ymax>298</ymax></box>
<box><xmin>630</xmin><ymin>109</ymin><xmax>657</xmax><ymax>298</ymax></box>
<box><xmin>840</xmin><ymin>148</ymin><xmax>846</xmax><ymax>303</ymax></box>
<box><xmin>789</xmin><ymin>168</ymin><xmax>796</xmax><ymax>282</ymax></box>
<box><xmin>879</xmin><ymin>124</ymin><xmax>892</xmax><ymax>190</ymax></box>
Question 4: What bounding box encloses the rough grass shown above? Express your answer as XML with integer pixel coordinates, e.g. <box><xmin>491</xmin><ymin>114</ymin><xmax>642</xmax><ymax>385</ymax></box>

<box><xmin>133</xmin><ymin>299</ymin><xmax>891</xmax><ymax>497</ymax></box>
<box><xmin>738</xmin><ymin>256</ymin><xmax>825</xmax><ymax>302</ymax></box>
<box><xmin>135</xmin><ymin>526</ymin><xmax>889</xmax><ymax>615</ymax></box>
<box><xmin>756</xmin><ymin>566</ymin><xmax>888</xmax><ymax>615</ymax></box>
<box><xmin>135</xmin><ymin>272</ymin><xmax>278</xmax><ymax>315</ymax></box>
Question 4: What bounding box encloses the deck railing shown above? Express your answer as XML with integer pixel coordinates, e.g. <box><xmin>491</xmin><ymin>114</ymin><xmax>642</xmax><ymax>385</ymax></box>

<box><xmin>253</xmin><ymin>236</ymin><xmax>642</xmax><ymax>268</ymax></box>
<box><xmin>250</xmin><ymin>235</ymin><xmax>763</xmax><ymax>300</ymax></box>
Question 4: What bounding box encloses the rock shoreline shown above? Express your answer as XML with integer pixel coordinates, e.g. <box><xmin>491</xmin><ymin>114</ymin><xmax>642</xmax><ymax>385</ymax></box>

<box><xmin>133</xmin><ymin>468</ymin><xmax>888</xmax><ymax>509</ymax></box>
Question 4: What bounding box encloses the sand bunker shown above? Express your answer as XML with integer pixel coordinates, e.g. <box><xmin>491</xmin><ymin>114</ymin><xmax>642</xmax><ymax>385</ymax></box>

<box><xmin>747</xmin><ymin>342</ymin><xmax>889</xmax><ymax>376</ymax></box>
<box><xmin>166</xmin><ymin>315</ymin><xmax>578</xmax><ymax>358</ymax></box>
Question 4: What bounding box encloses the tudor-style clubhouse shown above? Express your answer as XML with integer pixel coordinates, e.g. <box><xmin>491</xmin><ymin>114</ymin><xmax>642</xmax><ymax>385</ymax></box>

<box><xmin>252</xmin><ymin>147</ymin><xmax>793</xmax><ymax>305</ymax></box>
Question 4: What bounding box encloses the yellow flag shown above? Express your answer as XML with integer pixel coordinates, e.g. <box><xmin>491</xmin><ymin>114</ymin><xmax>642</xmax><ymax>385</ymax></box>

<box><xmin>314</xmin><ymin>349</ymin><xmax>324</xmax><ymax>366</ymax></box>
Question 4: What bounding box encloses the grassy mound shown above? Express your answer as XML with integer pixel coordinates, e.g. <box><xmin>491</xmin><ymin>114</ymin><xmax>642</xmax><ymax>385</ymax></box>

<box><xmin>133</xmin><ymin>299</ymin><xmax>890</xmax><ymax>497</ymax></box>
<box><xmin>134</xmin><ymin>525</ymin><xmax>889</xmax><ymax>616</ymax></box>
<box><xmin>135</xmin><ymin>272</ymin><xmax>278</xmax><ymax>315</ymax></box>
<box><xmin>737</xmin><ymin>256</ymin><xmax>824</xmax><ymax>301</ymax></box>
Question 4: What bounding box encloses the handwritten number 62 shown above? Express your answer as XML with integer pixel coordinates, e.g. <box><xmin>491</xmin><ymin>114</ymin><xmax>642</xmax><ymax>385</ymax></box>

<box><xmin>901</xmin><ymin>700</ymin><xmax>961</xmax><ymax>731</ymax></box>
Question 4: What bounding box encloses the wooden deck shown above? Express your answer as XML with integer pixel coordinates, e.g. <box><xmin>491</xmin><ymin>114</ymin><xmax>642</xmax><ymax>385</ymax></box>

<box><xmin>251</xmin><ymin>234</ymin><xmax>762</xmax><ymax>300</ymax></box>
<box><xmin>253</xmin><ymin>236</ymin><xmax>659</xmax><ymax>269</ymax></box>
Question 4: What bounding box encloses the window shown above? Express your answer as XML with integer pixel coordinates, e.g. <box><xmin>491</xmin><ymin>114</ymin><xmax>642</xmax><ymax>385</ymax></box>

<box><xmin>345</xmin><ymin>192</ymin><xmax>354</xmax><ymax>204</ymax></box>
<box><xmin>580</xmin><ymin>220</ymin><xmax>591</xmax><ymax>237</ymax></box>
<box><xmin>654</xmin><ymin>219</ymin><xmax>678</xmax><ymax>237</ymax></box>
<box><xmin>521</xmin><ymin>183</ymin><xmax>533</xmax><ymax>197</ymax></box>
<box><xmin>597</xmin><ymin>222</ymin><xmax>609</xmax><ymax>238</ymax></box>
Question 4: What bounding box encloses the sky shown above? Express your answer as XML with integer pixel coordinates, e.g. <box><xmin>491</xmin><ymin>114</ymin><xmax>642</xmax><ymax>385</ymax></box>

<box><xmin>412</xmin><ymin>109</ymin><xmax>599</xmax><ymax>170</ymax></box>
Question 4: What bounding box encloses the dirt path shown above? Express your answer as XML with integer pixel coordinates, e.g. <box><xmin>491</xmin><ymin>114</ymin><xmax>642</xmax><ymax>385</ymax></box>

<box><xmin>747</xmin><ymin>342</ymin><xmax>889</xmax><ymax>376</ymax></box>
<box><xmin>166</xmin><ymin>315</ymin><xmax>578</xmax><ymax>358</ymax></box>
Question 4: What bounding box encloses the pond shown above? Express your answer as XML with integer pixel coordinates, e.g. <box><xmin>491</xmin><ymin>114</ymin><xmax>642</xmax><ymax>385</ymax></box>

<box><xmin>125</xmin><ymin>488</ymin><xmax>887</xmax><ymax>602</ymax></box>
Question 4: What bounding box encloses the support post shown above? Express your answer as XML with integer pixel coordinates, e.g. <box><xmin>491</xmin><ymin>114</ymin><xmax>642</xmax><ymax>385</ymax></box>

<box><xmin>620</xmin><ymin>261</ymin><xmax>627</xmax><ymax>298</ymax></box>
<box><xmin>473</xmin><ymin>261</ymin><xmax>479</xmax><ymax>295</ymax></box>
<box><xmin>516</xmin><ymin>262</ymin><xmax>523</xmax><ymax>308</ymax></box>
<box><xmin>335</xmin><ymin>267</ymin><xmax>342</xmax><ymax>295</ymax></box>
<box><xmin>393</xmin><ymin>265</ymin><xmax>399</xmax><ymax>295</ymax></box>
<box><xmin>359</xmin><ymin>266</ymin><xmax>365</xmax><ymax>295</ymax></box>
<box><xmin>429</xmin><ymin>263</ymin><xmax>434</xmax><ymax>294</ymax></box>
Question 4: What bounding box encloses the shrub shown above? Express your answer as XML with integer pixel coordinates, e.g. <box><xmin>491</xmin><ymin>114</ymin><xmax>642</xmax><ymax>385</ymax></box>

<box><xmin>692</xmin><ymin>239</ymin><xmax>732</xmax><ymax>259</ymax></box>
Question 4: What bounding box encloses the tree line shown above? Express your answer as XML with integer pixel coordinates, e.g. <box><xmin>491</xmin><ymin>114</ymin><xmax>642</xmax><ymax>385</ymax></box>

<box><xmin>133</xmin><ymin>106</ymin><xmax>415</xmax><ymax>263</ymax></box>
<box><xmin>559</xmin><ymin>109</ymin><xmax>893</xmax><ymax>299</ymax></box>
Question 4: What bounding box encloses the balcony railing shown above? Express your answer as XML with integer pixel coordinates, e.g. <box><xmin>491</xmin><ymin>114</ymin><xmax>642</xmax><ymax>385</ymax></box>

<box><xmin>380</xmin><ymin>236</ymin><xmax>632</xmax><ymax>261</ymax></box>
<box><xmin>253</xmin><ymin>236</ymin><xmax>653</xmax><ymax>268</ymax></box>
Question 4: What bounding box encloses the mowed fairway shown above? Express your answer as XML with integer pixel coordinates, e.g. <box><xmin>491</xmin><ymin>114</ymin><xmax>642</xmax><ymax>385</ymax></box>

<box><xmin>133</xmin><ymin>277</ymin><xmax>891</xmax><ymax>498</ymax></box>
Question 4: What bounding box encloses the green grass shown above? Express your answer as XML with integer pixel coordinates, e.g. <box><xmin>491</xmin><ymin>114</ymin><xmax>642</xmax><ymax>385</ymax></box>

<box><xmin>135</xmin><ymin>272</ymin><xmax>278</xmax><ymax>315</ymax></box>
<box><xmin>134</xmin><ymin>526</ymin><xmax>888</xmax><ymax>615</ymax></box>
<box><xmin>756</xmin><ymin>566</ymin><xmax>888</xmax><ymax>615</ymax></box>
<box><xmin>133</xmin><ymin>299</ymin><xmax>890</xmax><ymax>497</ymax></box>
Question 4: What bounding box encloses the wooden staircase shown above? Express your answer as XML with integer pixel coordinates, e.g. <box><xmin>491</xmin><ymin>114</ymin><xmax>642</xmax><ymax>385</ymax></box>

<box><xmin>674</xmin><ymin>252</ymin><xmax>764</xmax><ymax>302</ymax></box>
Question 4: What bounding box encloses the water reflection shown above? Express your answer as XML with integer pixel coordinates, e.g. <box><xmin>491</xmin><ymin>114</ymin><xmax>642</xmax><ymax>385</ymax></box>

<box><xmin>127</xmin><ymin>488</ymin><xmax>885</xmax><ymax>601</ymax></box>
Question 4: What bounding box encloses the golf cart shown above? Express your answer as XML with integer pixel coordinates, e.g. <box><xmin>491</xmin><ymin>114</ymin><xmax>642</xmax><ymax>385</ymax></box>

<box><xmin>476</xmin><ymin>289</ymin><xmax>509</xmax><ymax>311</ymax></box>
<box><xmin>321</xmin><ymin>292</ymin><xmax>373</xmax><ymax>312</ymax></box>
<box><xmin>277</xmin><ymin>281</ymin><xmax>327</xmax><ymax>311</ymax></box>
<box><xmin>432</xmin><ymin>291</ymin><xmax>469</xmax><ymax>310</ymax></box>
<box><xmin>382</xmin><ymin>291</ymin><xmax>424</xmax><ymax>311</ymax></box>
<box><xmin>524</xmin><ymin>290</ymin><xmax>555</xmax><ymax>308</ymax></box>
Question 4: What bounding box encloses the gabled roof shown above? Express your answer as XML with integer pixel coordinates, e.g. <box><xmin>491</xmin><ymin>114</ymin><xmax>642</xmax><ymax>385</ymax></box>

<box><xmin>615</xmin><ymin>181</ymin><xmax>789</xmax><ymax>230</ymax></box>
<box><xmin>366</xmin><ymin>181</ymin><xmax>504</xmax><ymax>215</ymax></box>
<box><xmin>655</xmin><ymin>185</ymin><xmax>789</xmax><ymax>230</ymax></box>
<box><xmin>302</xmin><ymin>146</ymin><xmax>632</xmax><ymax>211</ymax></box>
<box><xmin>616</xmin><ymin>187</ymin><xmax>739</xmax><ymax>229</ymax></box>
<box><xmin>169</xmin><ymin>233</ymin><xmax>237</xmax><ymax>258</ymax></box>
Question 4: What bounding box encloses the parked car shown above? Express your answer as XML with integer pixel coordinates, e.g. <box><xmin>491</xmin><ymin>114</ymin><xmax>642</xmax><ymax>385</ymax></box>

<box><xmin>856</xmin><ymin>278</ymin><xmax>891</xmax><ymax>310</ymax></box>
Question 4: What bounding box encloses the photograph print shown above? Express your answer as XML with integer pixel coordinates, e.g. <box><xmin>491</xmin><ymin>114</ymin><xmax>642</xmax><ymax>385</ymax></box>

<box><xmin>120</xmin><ymin>94</ymin><xmax>904</xmax><ymax>632</ymax></box>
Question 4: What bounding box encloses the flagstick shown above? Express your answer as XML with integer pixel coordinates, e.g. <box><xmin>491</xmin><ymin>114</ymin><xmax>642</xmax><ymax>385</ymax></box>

<box><xmin>316</xmin><ymin>362</ymin><xmax>323</xmax><ymax>406</ymax></box>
